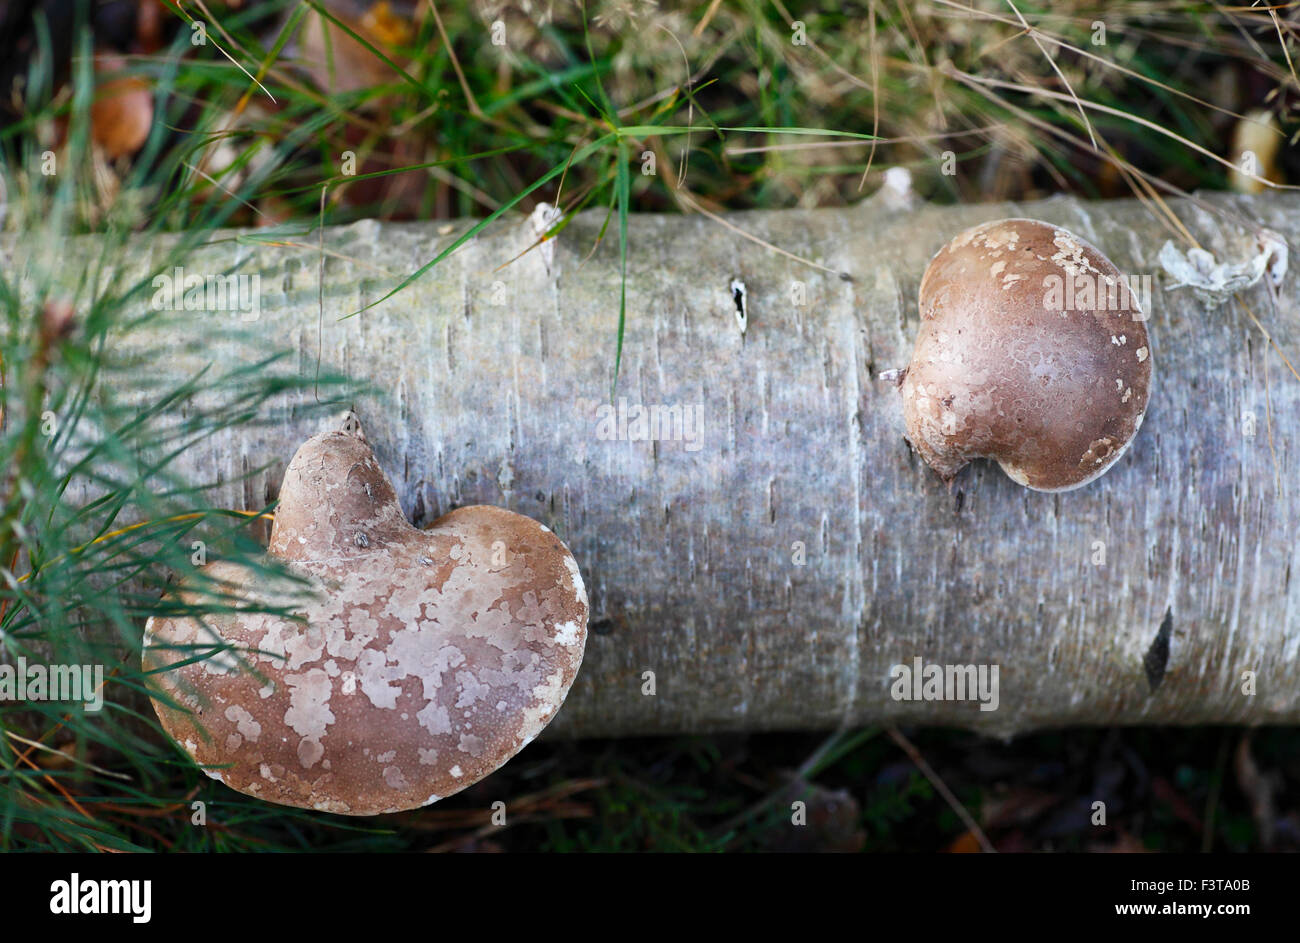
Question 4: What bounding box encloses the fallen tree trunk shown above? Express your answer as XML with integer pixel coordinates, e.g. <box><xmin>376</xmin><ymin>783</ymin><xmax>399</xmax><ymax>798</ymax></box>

<box><xmin>60</xmin><ymin>191</ymin><xmax>1300</xmax><ymax>736</ymax></box>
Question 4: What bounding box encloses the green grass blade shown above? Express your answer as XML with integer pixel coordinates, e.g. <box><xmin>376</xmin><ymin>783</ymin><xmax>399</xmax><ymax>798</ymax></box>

<box><xmin>349</xmin><ymin>133</ymin><xmax>615</xmax><ymax>317</ymax></box>
<box><xmin>612</xmin><ymin>136</ymin><xmax>630</xmax><ymax>396</ymax></box>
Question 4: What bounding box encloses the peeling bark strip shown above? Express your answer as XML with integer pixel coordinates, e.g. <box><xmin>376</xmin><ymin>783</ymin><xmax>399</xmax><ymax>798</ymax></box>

<box><xmin>35</xmin><ymin>192</ymin><xmax>1300</xmax><ymax>737</ymax></box>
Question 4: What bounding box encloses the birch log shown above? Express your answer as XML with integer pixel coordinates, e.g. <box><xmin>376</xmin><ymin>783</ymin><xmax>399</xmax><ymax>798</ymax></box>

<box><xmin>54</xmin><ymin>190</ymin><xmax>1300</xmax><ymax>736</ymax></box>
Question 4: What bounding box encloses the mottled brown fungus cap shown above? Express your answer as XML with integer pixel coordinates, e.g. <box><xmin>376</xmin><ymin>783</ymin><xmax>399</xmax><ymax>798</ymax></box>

<box><xmin>899</xmin><ymin>218</ymin><xmax>1152</xmax><ymax>491</ymax></box>
<box><xmin>144</xmin><ymin>419</ymin><xmax>588</xmax><ymax>815</ymax></box>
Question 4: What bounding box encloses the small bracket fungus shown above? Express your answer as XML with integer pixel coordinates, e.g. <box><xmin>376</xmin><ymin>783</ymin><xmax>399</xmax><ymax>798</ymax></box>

<box><xmin>897</xmin><ymin>218</ymin><xmax>1152</xmax><ymax>491</ymax></box>
<box><xmin>143</xmin><ymin>418</ymin><xmax>589</xmax><ymax>815</ymax></box>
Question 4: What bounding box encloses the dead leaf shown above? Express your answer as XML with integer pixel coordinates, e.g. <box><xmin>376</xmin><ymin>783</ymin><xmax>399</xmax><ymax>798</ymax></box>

<box><xmin>91</xmin><ymin>51</ymin><xmax>152</xmax><ymax>160</ymax></box>
<box><xmin>944</xmin><ymin>830</ymin><xmax>983</xmax><ymax>853</ymax></box>
<box><xmin>1234</xmin><ymin>733</ymin><xmax>1277</xmax><ymax>849</ymax></box>
<box><xmin>297</xmin><ymin>1</ymin><xmax>414</xmax><ymax>100</ymax></box>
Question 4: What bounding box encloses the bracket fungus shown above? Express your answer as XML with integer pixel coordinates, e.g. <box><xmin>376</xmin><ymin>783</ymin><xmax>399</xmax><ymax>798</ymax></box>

<box><xmin>144</xmin><ymin>418</ymin><xmax>589</xmax><ymax>815</ymax></box>
<box><xmin>897</xmin><ymin>218</ymin><xmax>1152</xmax><ymax>491</ymax></box>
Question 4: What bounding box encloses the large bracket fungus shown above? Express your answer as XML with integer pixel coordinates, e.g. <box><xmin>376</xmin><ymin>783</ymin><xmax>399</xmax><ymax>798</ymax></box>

<box><xmin>144</xmin><ymin>418</ymin><xmax>589</xmax><ymax>815</ymax></box>
<box><xmin>897</xmin><ymin>218</ymin><xmax>1153</xmax><ymax>491</ymax></box>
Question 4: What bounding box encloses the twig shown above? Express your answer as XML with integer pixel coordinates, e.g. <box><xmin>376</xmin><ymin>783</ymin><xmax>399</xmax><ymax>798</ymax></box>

<box><xmin>886</xmin><ymin>726</ymin><xmax>995</xmax><ymax>853</ymax></box>
<box><xmin>425</xmin><ymin>0</ymin><xmax>482</xmax><ymax>118</ymax></box>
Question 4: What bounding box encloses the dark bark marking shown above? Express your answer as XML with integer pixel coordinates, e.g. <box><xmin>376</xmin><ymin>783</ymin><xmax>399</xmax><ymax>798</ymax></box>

<box><xmin>1144</xmin><ymin>608</ymin><xmax>1173</xmax><ymax>692</ymax></box>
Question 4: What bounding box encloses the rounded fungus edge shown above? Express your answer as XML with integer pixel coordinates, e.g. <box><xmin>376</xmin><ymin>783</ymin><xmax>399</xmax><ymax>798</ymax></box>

<box><xmin>897</xmin><ymin>217</ymin><xmax>1153</xmax><ymax>492</ymax></box>
<box><xmin>143</xmin><ymin>418</ymin><xmax>589</xmax><ymax>815</ymax></box>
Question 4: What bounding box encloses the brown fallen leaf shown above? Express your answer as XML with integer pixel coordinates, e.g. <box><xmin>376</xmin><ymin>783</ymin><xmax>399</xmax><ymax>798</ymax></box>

<box><xmin>944</xmin><ymin>830</ymin><xmax>983</xmax><ymax>853</ymax></box>
<box><xmin>755</xmin><ymin>778</ymin><xmax>865</xmax><ymax>853</ymax></box>
<box><xmin>1234</xmin><ymin>733</ymin><xmax>1277</xmax><ymax>849</ymax></box>
<box><xmin>361</xmin><ymin>0</ymin><xmax>415</xmax><ymax>46</ymax></box>
<box><xmin>91</xmin><ymin>51</ymin><xmax>152</xmax><ymax>160</ymax></box>
<box><xmin>981</xmin><ymin>786</ymin><xmax>1063</xmax><ymax>830</ymax></box>
<box><xmin>297</xmin><ymin>0</ymin><xmax>415</xmax><ymax>100</ymax></box>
